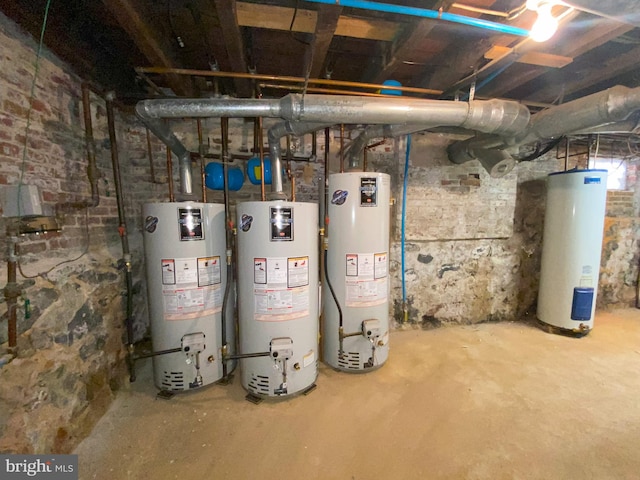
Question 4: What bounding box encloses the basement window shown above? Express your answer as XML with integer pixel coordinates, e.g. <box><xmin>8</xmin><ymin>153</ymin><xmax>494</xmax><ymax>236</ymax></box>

<box><xmin>591</xmin><ymin>158</ymin><xmax>627</xmax><ymax>190</ymax></box>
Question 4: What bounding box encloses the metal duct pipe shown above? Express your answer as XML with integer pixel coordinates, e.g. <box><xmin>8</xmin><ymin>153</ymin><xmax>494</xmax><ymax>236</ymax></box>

<box><xmin>267</xmin><ymin>121</ymin><xmax>333</xmax><ymax>198</ymax></box>
<box><xmin>134</xmin><ymin>115</ymin><xmax>192</xmax><ymax>196</ymax></box>
<box><xmin>448</xmin><ymin>85</ymin><xmax>640</xmax><ymax>169</ymax></box>
<box><xmin>518</xmin><ymin>86</ymin><xmax>640</xmax><ymax>144</ymax></box>
<box><xmin>136</xmin><ymin>94</ymin><xmax>530</xmax><ymax>137</ymax></box>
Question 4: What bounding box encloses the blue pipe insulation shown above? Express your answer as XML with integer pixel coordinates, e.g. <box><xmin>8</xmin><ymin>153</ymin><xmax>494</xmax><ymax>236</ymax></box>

<box><xmin>306</xmin><ymin>0</ymin><xmax>530</xmax><ymax>37</ymax></box>
<box><xmin>401</xmin><ymin>135</ymin><xmax>412</xmax><ymax>322</ymax></box>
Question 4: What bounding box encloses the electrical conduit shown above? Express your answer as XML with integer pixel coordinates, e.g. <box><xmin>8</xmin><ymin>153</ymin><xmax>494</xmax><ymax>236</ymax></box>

<box><xmin>401</xmin><ymin>135</ymin><xmax>412</xmax><ymax>323</ymax></box>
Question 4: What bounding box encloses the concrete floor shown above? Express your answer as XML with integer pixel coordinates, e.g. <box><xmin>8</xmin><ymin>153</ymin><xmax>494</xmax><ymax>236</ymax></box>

<box><xmin>75</xmin><ymin>309</ymin><xmax>640</xmax><ymax>479</ymax></box>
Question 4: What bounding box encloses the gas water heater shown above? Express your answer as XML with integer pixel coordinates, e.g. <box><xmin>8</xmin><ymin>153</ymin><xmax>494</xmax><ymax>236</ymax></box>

<box><xmin>143</xmin><ymin>202</ymin><xmax>235</xmax><ymax>391</ymax></box>
<box><xmin>236</xmin><ymin>201</ymin><xmax>319</xmax><ymax>397</ymax></box>
<box><xmin>537</xmin><ymin>169</ymin><xmax>608</xmax><ymax>335</ymax></box>
<box><xmin>324</xmin><ymin>172</ymin><xmax>391</xmax><ymax>371</ymax></box>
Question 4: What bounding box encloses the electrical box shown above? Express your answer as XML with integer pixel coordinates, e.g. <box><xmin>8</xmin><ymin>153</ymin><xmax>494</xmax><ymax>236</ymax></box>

<box><xmin>362</xmin><ymin>319</ymin><xmax>381</xmax><ymax>339</ymax></box>
<box><xmin>270</xmin><ymin>337</ymin><xmax>293</xmax><ymax>360</ymax></box>
<box><xmin>1</xmin><ymin>185</ymin><xmax>43</xmax><ymax>217</ymax></box>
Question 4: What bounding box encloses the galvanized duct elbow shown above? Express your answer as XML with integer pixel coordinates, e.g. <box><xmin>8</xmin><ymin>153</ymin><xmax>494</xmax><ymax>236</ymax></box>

<box><xmin>135</xmin><ymin>105</ymin><xmax>193</xmax><ymax>196</ymax></box>
<box><xmin>267</xmin><ymin>121</ymin><xmax>332</xmax><ymax>198</ymax></box>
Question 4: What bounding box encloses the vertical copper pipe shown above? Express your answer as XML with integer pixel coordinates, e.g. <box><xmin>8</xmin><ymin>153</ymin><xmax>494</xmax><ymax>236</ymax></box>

<box><xmin>197</xmin><ymin>119</ymin><xmax>207</xmax><ymax>203</ymax></box>
<box><xmin>291</xmin><ymin>176</ymin><xmax>296</xmax><ymax>202</ymax></box>
<box><xmin>258</xmin><ymin>117</ymin><xmax>266</xmax><ymax>201</ymax></box>
<box><xmin>145</xmin><ymin>128</ymin><xmax>157</xmax><ymax>184</ymax></box>
<box><xmin>340</xmin><ymin>124</ymin><xmax>345</xmax><ymax>173</ymax></box>
<box><xmin>166</xmin><ymin>146</ymin><xmax>175</xmax><ymax>202</ymax></box>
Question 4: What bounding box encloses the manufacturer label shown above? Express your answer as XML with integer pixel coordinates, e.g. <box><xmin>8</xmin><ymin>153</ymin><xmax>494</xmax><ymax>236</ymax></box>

<box><xmin>331</xmin><ymin>189</ymin><xmax>348</xmax><ymax>205</ymax></box>
<box><xmin>144</xmin><ymin>215</ymin><xmax>158</xmax><ymax>233</ymax></box>
<box><xmin>240</xmin><ymin>213</ymin><xmax>253</xmax><ymax>232</ymax></box>
<box><xmin>270</xmin><ymin>206</ymin><xmax>293</xmax><ymax>241</ymax></box>
<box><xmin>178</xmin><ymin>208</ymin><xmax>203</xmax><ymax>241</ymax></box>
<box><xmin>584</xmin><ymin>177</ymin><xmax>601</xmax><ymax>184</ymax></box>
<box><xmin>360</xmin><ymin>177</ymin><xmax>378</xmax><ymax>206</ymax></box>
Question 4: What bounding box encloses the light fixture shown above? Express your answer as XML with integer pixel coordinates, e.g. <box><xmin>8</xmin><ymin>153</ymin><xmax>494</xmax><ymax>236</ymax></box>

<box><xmin>527</xmin><ymin>0</ymin><xmax>559</xmax><ymax>42</ymax></box>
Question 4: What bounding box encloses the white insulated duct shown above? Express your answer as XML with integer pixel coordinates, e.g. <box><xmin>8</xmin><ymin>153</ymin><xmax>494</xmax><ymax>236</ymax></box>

<box><xmin>136</xmin><ymin>94</ymin><xmax>530</xmax><ymax>193</ymax></box>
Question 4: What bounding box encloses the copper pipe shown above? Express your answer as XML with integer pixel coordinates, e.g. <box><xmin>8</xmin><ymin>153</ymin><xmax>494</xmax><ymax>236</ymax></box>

<box><xmin>291</xmin><ymin>175</ymin><xmax>296</xmax><ymax>202</ymax></box>
<box><xmin>136</xmin><ymin>67</ymin><xmax>442</xmax><ymax>96</ymax></box>
<box><xmin>197</xmin><ymin>119</ymin><xmax>207</xmax><ymax>203</ymax></box>
<box><xmin>340</xmin><ymin>124</ymin><xmax>345</xmax><ymax>173</ymax></box>
<box><xmin>5</xmin><ymin>237</ymin><xmax>18</xmax><ymax>350</ymax></box>
<box><xmin>259</xmin><ymin>83</ymin><xmax>392</xmax><ymax>98</ymax></box>
<box><xmin>166</xmin><ymin>146</ymin><xmax>175</xmax><ymax>202</ymax></box>
<box><xmin>145</xmin><ymin>128</ymin><xmax>157</xmax><ymax>184</ymax></box>
<box><xmin>258</xmin><ymin>116</ymin><xmax>266</xmax><ymax>201</ymax></box>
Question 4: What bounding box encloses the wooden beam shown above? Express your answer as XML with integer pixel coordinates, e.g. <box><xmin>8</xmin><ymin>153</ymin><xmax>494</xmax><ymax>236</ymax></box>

<box><xmin>482</xmin><ymin>18</ymin><xmax>633</xmax><ymax>98</ymax></box>
<box><xmin>235</xmin><ymin>2</ymin><xmax>399</xmax><ymax>41</ymax></box>
<box><xmin>305</xmin><ymin>5</ymin><xmax>342</xmax><ymax>79</ymax></box>
<box><xmin>484</xmin><ymin>46</ymin><xmax>573</xmax><ymax>68</ymax></box>
<box><xmin>371</xmin><ymin>1</ymin><xmax>450</xmax><ymax>84</ymax></box>
<box><xmin>527</xmin><ymin>43</ymin><xmax>640</xmax><ymax>103</ymax></box>
<box><xmin>212</xmin><ymin>0</ymin><xmax>252</xmax><ymax>97</ymax></box>
<box><xmin>102</xmin><ymin>0</ymin><xmax>193</xmax><ymax>96</ymax></box>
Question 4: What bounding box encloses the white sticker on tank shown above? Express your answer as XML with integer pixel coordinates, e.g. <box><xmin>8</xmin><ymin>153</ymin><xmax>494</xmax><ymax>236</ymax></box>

<box><xmin>288</xmin><ymin>256</ymin><xmax>309</xmax><ymax>288</ymax></box>
<box><xmin>344</xmin><ymin>252</ymin><xmax>388</xmax><ymax>307</ymax></box>
<box><xmin>303</xmin><ymin>350</ymin><xmax>315</xmax><ymax>368</ymax></box>
<box><xmin>162</xmin><ymin>284</ymin><xmax>223</xmax><ymax>320</ymax></box>
<box><xmin>197</xmin><ymin>256</ymin><xmax>221</xmax><ymax>286</ymax></box>
<box><xmin>162</xmin><ymin>259</ymin><xmax>176</xmax><ymax>285</ymax></box>
<box><xmin>254</xmin><ymin>286</ymin><xmax>309</xmax><ymax>321</ymax></box>
<box><xmin>266</xmin><ymin>257</ymin><xmax>288</xmax><ymax>286</ymax></box>
<box><xmin>174</xmin><ymin>258</ymin><xmax>198</xmax><ymax>286</ymax></box>
<box><xmin>374</xmin><ymin>252</ymin><xmax>388</xmax><ymax>279</ymax></box>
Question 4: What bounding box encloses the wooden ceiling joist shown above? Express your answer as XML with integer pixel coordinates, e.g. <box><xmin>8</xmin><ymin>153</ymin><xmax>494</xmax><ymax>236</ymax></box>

<box><xmin>306</xmin><ymin>4</ymin><xmax>343</xmax><ymax>79</ymax></box>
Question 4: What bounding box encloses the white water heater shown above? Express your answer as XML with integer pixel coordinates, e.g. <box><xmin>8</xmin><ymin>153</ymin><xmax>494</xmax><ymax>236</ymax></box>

<box><xmin>236</xmin><ymin>201</ymin><xmax>319</xmax><ymax>397</ymax></box>
<box><xmin>537</xmin><ymin>169</ymin><xmax>608</xmax><ymax>335</ymax></box>
<box><xmin>143</xmin><ymin>202</ymin><xmax>235</xmax><ymax>391</ymax></box>
<box><xmin>324</xmin><ymin>172</ymin><xmax>391</xmax><ymax>371</ymax></box>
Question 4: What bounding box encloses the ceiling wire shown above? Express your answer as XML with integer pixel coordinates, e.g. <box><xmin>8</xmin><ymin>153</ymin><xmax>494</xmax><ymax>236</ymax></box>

<box><xmin>17</xmin><ymin>0</ymin><xmax>52</xmax><ymax>217</ymax></box>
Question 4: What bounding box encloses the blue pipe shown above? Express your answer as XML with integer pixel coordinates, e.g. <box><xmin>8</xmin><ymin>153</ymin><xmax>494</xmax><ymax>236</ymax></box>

<box><xmin>306</xmin><ymin>0</ymin><xmax>530</xmax><ymax>37</ymax></box>
<box><xmin>401</xmin><ymin>134</ymin><xmax>411</xmax><ymax>323</ymax></box>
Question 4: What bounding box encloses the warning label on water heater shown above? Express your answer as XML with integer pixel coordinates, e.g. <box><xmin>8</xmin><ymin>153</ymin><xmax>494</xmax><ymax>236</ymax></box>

<box><xmin>161</xmin><ymin>257</ymin><xmax>223</xmax><ymax>320</ymax></box>
<box><xmin>345</xmin><ymin>252</ymin><xmax>388</xmax><ymax>307</ymax></box>
<box><xmin>253</xmin><ymin>256</ymin><xmax>310</xmax><ymax>321</ymax></box>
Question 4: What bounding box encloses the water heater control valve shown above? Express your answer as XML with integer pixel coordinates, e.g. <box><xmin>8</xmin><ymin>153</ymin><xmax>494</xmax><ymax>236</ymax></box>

<box><xmin>182</xmin><ymin>332</ymin><xmax>206</xmax><ymax>354</ymax></box>
<box><xmin>362</xmin><ymin>319</ymin><xmax>381</xmax><ymax>339</ymax></box>
<box><xmin>270</xmin><ymin>337</ymin><xmax>293</xmax><ymax>360</ymax></box>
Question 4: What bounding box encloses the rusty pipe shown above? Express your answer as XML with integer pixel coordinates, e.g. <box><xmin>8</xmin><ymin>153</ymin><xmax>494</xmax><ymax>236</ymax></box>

<box><xmin>136</xmin><ymin>67</ymin><xmax>442</xmax><ymax>96</ymax></box>
<box><xmin>145</xmin><ymin>128</ymin><xmax>157</xmax><ymax>184</ymax></box>
<box><xmin>196</xmin><ymin>119</ymin><xmax>207</xmax><ymax>203</ymax></box>
<box><xmin>340</xmin><ymin>124</ymin><xmax>345</xmax><ymax>173</ymax></box>
<box><xmin>166</xmin><ymin>146</ymin><xmax>175</xmax><ymax>202</ymax></box>
<box><xmin>258</xmin><ymin>117</ymin><xmax>266</xmax><ymax>201</ymax></box>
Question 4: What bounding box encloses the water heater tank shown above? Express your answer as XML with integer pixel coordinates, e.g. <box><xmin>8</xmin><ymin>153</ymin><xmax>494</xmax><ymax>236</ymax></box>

<box><xmin>537</xmin><ymin>169</ymin><xmax>608</xmax><ymax>335</ymax></box>
<box><xmin>324</xmin><ymin>172</ymin><xmax>391</xmax><ymax>371</ymax></box>
<box><xmin>236</xmin><ymin>201</ymin><xmax>319</xmax><ymax>397</ymax></box>
<box><xmin>143</xmin><ymin>202</ymin><xmax>235</xmax><ymax>391</ymax></box>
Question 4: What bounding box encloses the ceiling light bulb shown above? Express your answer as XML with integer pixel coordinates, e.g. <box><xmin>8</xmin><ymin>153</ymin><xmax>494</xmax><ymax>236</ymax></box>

<box><xmin>530</xmin><ymin>3</ymin><xmax>558</xmax><ymax>42</ymax></box>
